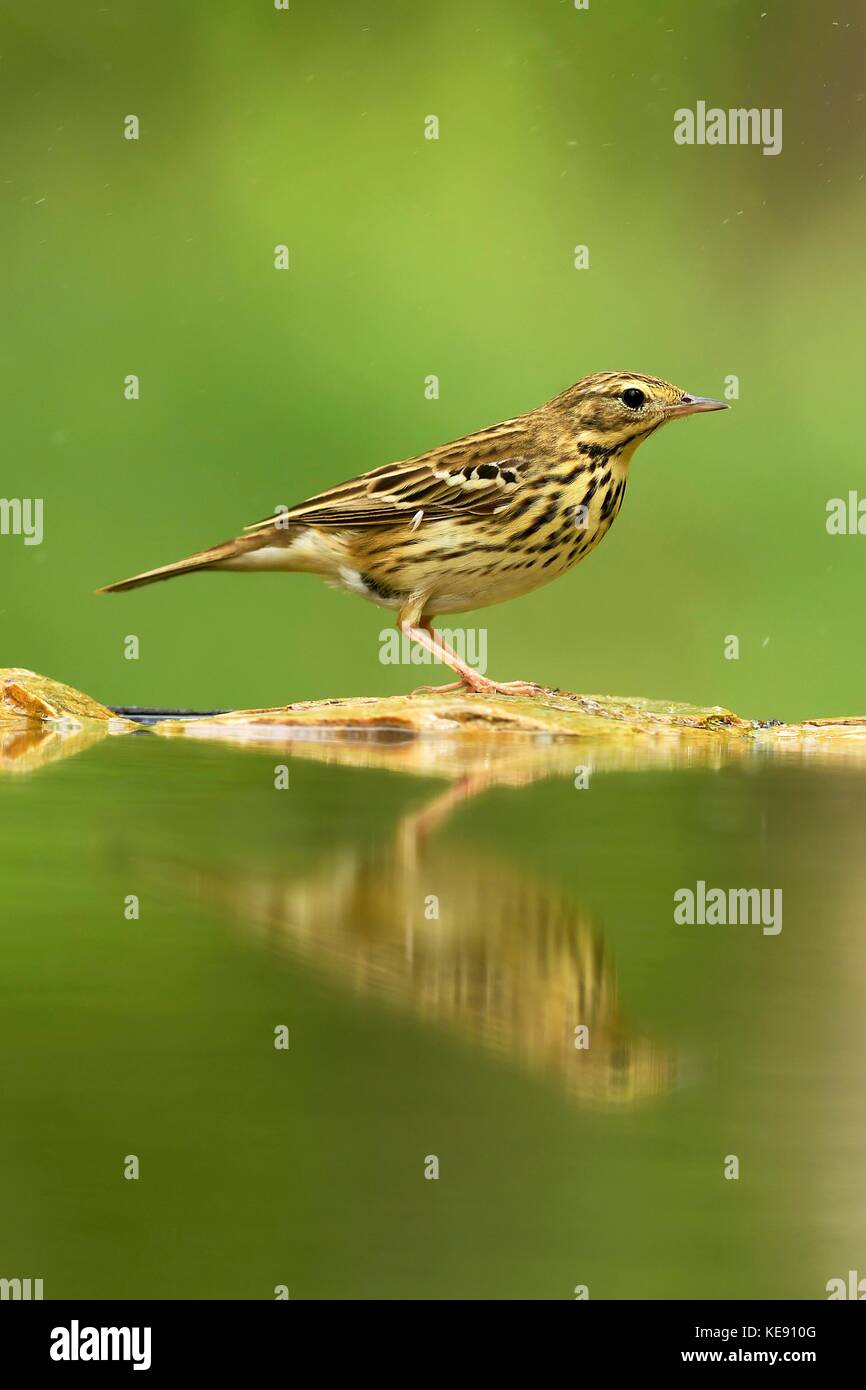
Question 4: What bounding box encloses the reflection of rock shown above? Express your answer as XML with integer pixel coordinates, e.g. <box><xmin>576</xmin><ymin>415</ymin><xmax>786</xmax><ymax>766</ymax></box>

<box><xmin>193</xmin><ymin>725</ymin><xmax>738</xmax><ymax>785</ymax></box>
<box><xmin>0</xmin><ymin>722</ymin><xmax>111</xmax><ymax>776</ymax></box>
<box><xmin>154</xmin><ymin>776</ymin><xmax>675</xmax><ymax>1107</ymax></box>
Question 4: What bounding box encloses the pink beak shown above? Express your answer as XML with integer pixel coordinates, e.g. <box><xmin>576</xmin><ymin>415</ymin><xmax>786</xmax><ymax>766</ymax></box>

<box><xmin>667</xmin><ymin>394</ymin><xmax>729</xmax><ymax>418</ymax></box>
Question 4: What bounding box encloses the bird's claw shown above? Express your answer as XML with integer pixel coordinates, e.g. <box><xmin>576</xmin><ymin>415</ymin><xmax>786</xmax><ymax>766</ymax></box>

<box><xmin>410</xmin><ymin>676</ymin><xmax>547</xmax><ymax>698</ymax></box>
<box><xmin>463</xmin><ymin>678</ymin><xmax>549</xmax><ymax>697</ymax></box>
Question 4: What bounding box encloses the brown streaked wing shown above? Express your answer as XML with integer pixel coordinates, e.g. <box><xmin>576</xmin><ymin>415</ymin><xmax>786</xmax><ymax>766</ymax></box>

<box><xmin>243</xmin><ymin>439</ymin><xmax>538</xmax><ymax>533</ymax></box>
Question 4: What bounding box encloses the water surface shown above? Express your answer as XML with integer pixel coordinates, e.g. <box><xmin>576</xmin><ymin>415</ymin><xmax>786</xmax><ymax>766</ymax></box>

<box><xmin>1</xmin><ymin>728</ymin><xmax>863</xmax><ymax>1299</ymax></box>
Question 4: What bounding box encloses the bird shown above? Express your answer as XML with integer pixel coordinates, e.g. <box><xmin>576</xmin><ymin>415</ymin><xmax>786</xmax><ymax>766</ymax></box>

<box><xmin>98</xmin><ymin>371</ymin><xmax>728</xmax><ymax>695</ymax></box>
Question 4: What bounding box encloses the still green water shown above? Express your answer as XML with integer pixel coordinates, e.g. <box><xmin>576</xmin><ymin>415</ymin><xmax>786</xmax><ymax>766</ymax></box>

<box><xmin>1</xmin><ymin>729</ymin><xmax>864</xmax><ymax>1300</ymax></box>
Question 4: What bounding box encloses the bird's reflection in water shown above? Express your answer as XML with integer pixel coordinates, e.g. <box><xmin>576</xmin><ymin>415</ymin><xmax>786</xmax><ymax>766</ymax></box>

<box><xmin>181</xmin><ymin>761</ymin><xmax>676</xmax><ymax>1108</ymax></box>
<box><xmin>3</xmin><ymin>723</ymin><xmax>692</xmax><ymax>1104</ymax></box>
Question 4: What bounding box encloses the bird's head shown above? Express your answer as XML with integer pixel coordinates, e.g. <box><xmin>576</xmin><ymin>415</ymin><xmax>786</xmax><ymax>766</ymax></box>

<box><xmin>554</xmin><ymin>371</ymin><xmax>729</xmax><ymax>456</ymax></box>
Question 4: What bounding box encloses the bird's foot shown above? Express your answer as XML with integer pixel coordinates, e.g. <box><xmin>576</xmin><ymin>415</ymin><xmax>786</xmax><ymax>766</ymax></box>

<box><xmin>459</xmin><ymin>672</ymin><xmax>549</xmax><ymax>697</ymax></box>
<box><xmin>410</xmin><ymin>675</ymin><xmax>547</xmax><ymax>697</ymax></box>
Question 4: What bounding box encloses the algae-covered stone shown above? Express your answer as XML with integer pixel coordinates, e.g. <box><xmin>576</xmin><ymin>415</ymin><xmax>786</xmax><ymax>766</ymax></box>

<box><xmin>0</xmin><ymin>668</ymin><xmax>138</xmax><ymax>730</ymax></box>
<box><xmin>151</xmin><ymin>687</ymin><xmax>755</xmax><ymax>742</ymax></box>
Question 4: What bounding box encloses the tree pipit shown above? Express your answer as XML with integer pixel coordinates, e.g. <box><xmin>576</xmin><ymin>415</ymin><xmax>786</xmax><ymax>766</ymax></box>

<box><xmin>99</xmin><ymin>372</ymin><xmax>727</xmax><ymax>695</ymax></box>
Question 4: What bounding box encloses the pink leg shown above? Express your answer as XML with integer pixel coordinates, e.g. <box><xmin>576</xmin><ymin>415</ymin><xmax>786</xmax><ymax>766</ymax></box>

<box><xmin>403</xmin><ymin>621</ymin><xmax>547</xmax><ymax>697</ymax></box>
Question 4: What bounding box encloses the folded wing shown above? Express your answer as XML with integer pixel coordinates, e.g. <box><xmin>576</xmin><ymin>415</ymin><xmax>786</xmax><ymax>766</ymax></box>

<box><xmin>243</xmin><ymin>442</ymin><xmax>535</xmax><ymax>533</ymax></box>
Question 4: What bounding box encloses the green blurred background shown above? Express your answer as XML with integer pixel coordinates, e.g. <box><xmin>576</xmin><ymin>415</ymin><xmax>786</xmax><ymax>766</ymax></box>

<box><xmin>3</xmin><ymin>0</ymin><xmax>865</xmax><ymax>716</ymax></box>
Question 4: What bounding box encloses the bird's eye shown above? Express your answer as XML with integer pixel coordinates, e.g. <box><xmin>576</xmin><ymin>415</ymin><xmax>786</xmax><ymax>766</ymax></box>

<box><xmin>621</xmin><ymin>387</ymin><xmax>646</xmax><ymax>410</ymax></box>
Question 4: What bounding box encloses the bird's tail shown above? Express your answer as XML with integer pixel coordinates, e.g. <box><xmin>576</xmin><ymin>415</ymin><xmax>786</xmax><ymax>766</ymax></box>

<box><xmin>96</xmin><ymin>533</ymin><xmax>267</xmax><ymax>594</ymax></box>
